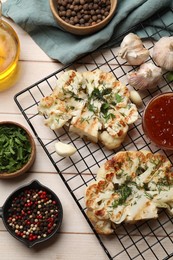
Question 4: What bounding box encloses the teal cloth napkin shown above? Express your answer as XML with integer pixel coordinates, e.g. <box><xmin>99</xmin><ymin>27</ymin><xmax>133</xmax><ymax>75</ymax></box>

<box><xmin>2</xmin><ymin>0</ymin><xmax>173</xmax><ymax>65</ymax></box>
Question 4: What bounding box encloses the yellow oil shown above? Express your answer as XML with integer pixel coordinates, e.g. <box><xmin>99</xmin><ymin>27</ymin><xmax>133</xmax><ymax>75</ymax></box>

<box><xmin>0</xmin><ymin>20</ymin><xmax>20</xmax><ymax>91</ymax></box>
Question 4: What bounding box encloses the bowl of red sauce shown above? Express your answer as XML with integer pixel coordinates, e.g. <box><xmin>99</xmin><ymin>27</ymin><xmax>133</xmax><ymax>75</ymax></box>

<box><xmin>142</xmin><ymin>92</ymin><xmax>173</xmax><ymax>150</ymax></box>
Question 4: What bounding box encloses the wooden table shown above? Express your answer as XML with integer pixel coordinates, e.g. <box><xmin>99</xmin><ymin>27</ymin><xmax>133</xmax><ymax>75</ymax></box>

<box><xmin>0</xmin><ymin>17</ymin><xmax>110</xmax><ymax>260</ymax></box>
<box><xmin>1</xmin><ymin>14</ymin><xmax>173</xmax><ymax>260</ymax></box>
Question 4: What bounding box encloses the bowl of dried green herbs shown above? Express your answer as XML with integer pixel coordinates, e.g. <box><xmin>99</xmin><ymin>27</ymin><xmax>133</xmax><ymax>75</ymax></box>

<box><xmin>0</xmin><ymin>121</ymin><xmax>36</xmax><ymax>178</ymax></box>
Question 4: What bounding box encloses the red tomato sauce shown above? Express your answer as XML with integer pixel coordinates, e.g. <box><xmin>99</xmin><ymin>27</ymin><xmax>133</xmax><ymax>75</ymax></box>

<box><xmin>143</xmin><ymin>93</ymin><xmax>173</xmax><ymax>149</ymax></box>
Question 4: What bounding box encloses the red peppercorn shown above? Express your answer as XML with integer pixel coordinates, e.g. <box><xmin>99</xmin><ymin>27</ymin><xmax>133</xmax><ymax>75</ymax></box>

<box><xmin>48</xmin><ymin>223</ymin><xmax>53</xmax><ymax>228</ymax></box>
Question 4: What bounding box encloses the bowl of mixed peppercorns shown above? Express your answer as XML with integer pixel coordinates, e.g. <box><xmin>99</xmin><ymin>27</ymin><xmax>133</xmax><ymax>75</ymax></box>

<box><xmin>0</xmin><ymin>180</ymin><xmax>63</xmax><ymax>247</ymax></box>
<box><xmin>0</xmin><ymin>121</ymin><xmax>36</xmax><ymax>179</ymax></box>
<box><xmin>49</xmin><ymin>0</ymin><xmax>117</xmax><ymax>35</ymax></box>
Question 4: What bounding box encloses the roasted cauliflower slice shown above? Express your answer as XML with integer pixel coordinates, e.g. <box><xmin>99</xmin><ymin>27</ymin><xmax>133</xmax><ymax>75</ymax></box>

<box><xmin>38</xmin><ymin>69</ymin><xmax>138</xmax><ymax>149</ymax></box>
<box><xmin>85</xmin><ymin>151</ymin><xmax>173</xmax><ymax>234</ymax></box>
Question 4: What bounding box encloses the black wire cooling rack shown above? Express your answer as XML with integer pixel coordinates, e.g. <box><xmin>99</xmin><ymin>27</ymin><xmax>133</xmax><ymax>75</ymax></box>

<box><xmin>14</xmin><ymin>8</ymin><xmax>173</xmax><ymax>260</ymax></box>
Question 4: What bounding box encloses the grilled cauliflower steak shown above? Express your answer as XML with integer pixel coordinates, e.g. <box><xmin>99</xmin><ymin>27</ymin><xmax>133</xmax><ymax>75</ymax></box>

<box><xmin>38</xmin><ymin>70</ymin><xmax>138</xmax><ymax>149</ymax></box>
<box><xmin>85</xmin><ymin>151</ymin><xmax>173</xmax><ymax>234</ymax></box>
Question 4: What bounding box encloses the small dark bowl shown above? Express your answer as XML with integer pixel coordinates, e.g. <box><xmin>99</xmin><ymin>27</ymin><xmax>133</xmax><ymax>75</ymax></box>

<box><xmin>0</xmin><ymin>180</ymin><xmax>63</xmax><ymax>247</ymax></box>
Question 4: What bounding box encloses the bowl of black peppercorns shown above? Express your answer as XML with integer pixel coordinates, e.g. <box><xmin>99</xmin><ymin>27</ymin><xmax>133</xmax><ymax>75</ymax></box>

<box><xmin>49</xmin><ymin>0</ymin><xmax>117</xmax><ymax>35</ymax></box>
<box><xmin>0</xmin><ymin>180</ymin><xmax>63</xmax><ymax>247</ymax></box>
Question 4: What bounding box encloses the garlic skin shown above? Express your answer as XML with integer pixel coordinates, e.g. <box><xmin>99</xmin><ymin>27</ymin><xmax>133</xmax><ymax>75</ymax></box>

<box><xmin>118</xmin><ymin>33</ymin><xmax>149</xmax><ymax>65</ymax></box>
<box><xmin>127</xmin><ymin>63</ymin><xmax>162</xmax><ymax>90</ymax></box>
<box><xmin>152</xmin><ymin>36</ymin><xmax>173</xmax><ymax>71</ymax></box>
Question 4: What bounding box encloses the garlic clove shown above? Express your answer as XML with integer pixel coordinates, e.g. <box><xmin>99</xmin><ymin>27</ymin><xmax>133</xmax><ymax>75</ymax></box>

<box><xmin>55</xmin><ymin>141</ymin><xmax>76</xmax><ymax>157</ymax></box>
<box><xmin>125</xmin><ymin>49</ymin><xmax>149</xmax><ymax>66</ymax></box>
<box><xmin>118</xmin><ymin>33</ymin><xmax>149</xmax><ymax>65</ymax></box>
<box><xmin>127</xmin><ymin>63</ymin><xmax>162</xmax><ymax>90</ymax></box>
<box><xmin>130</xmin><ymin>90</ymin><xmax>143</xmax><ymax>107</ymax></box>
<box><xmin>152</xmin><ymin>36</ymin><xmax>173</xmax><ymax>71</ymax></box>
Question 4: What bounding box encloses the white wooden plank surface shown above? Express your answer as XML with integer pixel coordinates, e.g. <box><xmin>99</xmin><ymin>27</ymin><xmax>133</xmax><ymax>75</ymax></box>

<box><xmin>0</xmin><ymin>16</ymin><xmax>110</xmax><ymax>260</ymax></box>
<box><xmin>0</xmin><ymin>14</ymin><xmax>173</xmax><ymax>260</ymax></box>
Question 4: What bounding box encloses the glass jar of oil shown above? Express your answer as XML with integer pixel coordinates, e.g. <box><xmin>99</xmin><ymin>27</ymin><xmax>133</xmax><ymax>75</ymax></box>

<box><xmin>0</xmin><ymin>20</ymin><xmax>20</xmax><ymax>90</ymax></box>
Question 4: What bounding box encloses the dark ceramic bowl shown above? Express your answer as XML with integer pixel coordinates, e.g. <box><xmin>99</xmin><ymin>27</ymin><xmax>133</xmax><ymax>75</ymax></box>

<box><xmin>0</xmin><ymin>180</ymin><xmax>63</xmax><ymax>247</ymax></box>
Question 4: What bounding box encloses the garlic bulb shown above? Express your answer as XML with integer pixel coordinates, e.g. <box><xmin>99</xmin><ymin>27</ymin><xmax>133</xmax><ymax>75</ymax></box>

<box><xmin>118</xmin><ymin>33</ymin><xmax>149</xmax><ymax>65</ymax></box>
<box><xmin>152</xmin><ymin>36</ymin><xmax>173</xmax><ymax>71</ymax></box>
<box><xmin>127</xmin><ymin>63</ymin><xmax>162</xmax><ymax>90</ymax></box>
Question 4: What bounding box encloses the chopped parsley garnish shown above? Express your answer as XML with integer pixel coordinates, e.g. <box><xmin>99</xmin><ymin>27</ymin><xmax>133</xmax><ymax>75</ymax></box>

<box><xmin>144</xmin><ymin>192</ymin><xmax>153</xmax><ymax>200</ymax></box>
<box><xmin>103</xmin><ymin>113</ymin><xmax>115</xmax><ymax>122</ymax></box>
<box><xmin>70</xmin><ymin>92</ymin><xmax>83</xmax><ymax>101</ymax></box>
<box><xmin>157</xmin><ymin>177</ymin><xmax>170</xmax><ymax>192</ymax></box>
<box><xmin>80</xmin><ymin>116</ymin><xmax>92</xmax><ymax>124</ymax></box>
<box><xmin>88</xmin><ymin>103</ymin><xmax>97</xmax><ymax>113</ymax></box>
<box><xmin>91</xmin><ymin>88</ymin><xmax>103</xmax><ymax>100</ymax></box>
<box><xmin>115</xmin><ymin>93</ymin><xmax>123</xmax><ymax>103</ymax></box>
<box><xmin>112</xmin><ymin>184</ymin><xmax>132</xmax><ymax>208</ymax></box>
<box><xmin>62</xmin><ymin>88</ymin><xmax>83</xmax><ymax>101</ymax></box>
<box><xmin>102</xmin><ymin>88</ymin><xmax>112</xmax><ymax>96</ymax></box>
<box><xmin>90</xmin><ymin>87</ymin><xmax>112</xmax><ymax>102</ymax></box>
<box><xmin>100</xmin><ymin>103</ymin><xmax>110</xmax><ymax>114</ymax></box>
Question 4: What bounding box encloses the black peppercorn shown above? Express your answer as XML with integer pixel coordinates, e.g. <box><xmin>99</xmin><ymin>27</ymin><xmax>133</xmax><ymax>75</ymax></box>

<box><xmin>56</xmin><ymin>0</ymin><xmax>111</xmax><ymax>27</ymax></box>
